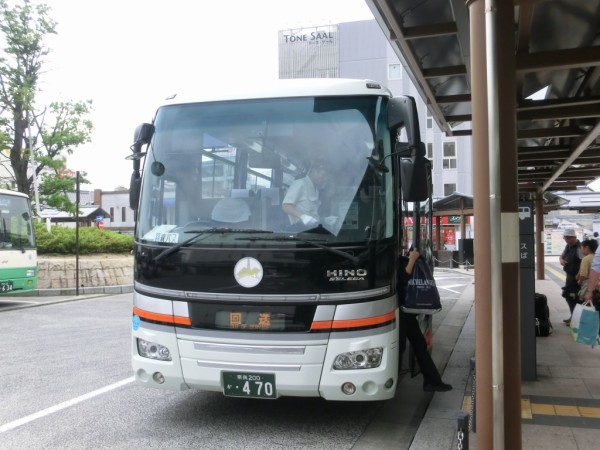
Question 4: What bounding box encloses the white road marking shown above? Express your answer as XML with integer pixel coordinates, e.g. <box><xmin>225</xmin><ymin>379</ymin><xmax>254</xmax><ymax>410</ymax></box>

<box><xmin>0</xmin><ymin>377</ymin><xmax>135</xmax><ymax>434</ymax></box>
<box><xmin>437</xmin><ymin>284</ymin><xmax>468</xmax><ymax>294</ymax></box>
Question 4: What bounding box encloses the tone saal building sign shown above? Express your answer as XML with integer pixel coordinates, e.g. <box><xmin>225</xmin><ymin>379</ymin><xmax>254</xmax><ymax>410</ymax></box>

<box><xmin>280</xmin><ymin>27</ymin><xmax>337</xmax><ymax>45</ymax></box>
<box><xmin>278</xmin><ymin>25</ymin><xmax>339</xmax><ymax>79</ymax></box>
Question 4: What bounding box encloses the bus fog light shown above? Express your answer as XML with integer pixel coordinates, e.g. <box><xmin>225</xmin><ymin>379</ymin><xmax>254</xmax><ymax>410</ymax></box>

<box><xmin>341</xmin><ymin>382</ymin><xmax>356</xmax><ymax>395</ymax></box>
<box><xmin>384</xmin><ymin>378</ymin><xmax>394</xmax><ymax>389</ymax></box>
<box><xmin>152</xmin><ymin>372</ymin><xmax>165</xmax><ymax>384</ymax></box>
<box><xmin>137</xmin><ymin>338</ymin><xmax>172</xmax><ymax>361</ymax></box>
<box><xmin>333</xmin><ymin>347</ymin><xmax>383</xmax><ymax>370</ymax></box>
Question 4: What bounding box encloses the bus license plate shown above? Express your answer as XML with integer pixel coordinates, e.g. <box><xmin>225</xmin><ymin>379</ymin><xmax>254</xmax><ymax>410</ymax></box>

<box><xmin>222</xmin><ymin>372</ymin><xmax>276</xmax><ymax>399</ymax></box>
<box><xmin>0</xmin><ymin>281</ymin><xmax>14</xmax><ymax>292</ymax></box>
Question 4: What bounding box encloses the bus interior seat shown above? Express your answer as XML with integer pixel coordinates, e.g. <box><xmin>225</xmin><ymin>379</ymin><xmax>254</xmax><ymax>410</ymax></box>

<box><xmin>231</xmin><ymin>188</ymin><xmax>255</xmax><ymax>198</ymax></box>
<box><xmin>211</xmin><ymin>198</ymin><xmax>251</xmax><ymax>223</ymax></box>
<box><xmin>258</xmin><ymin>187</ymin><xmax>289</xmax><ymax>230</ymax></box>
<box><xmin>258</xmin><ymin>187</ymin><xmax>280</xmax><ymax>205</ymax></box>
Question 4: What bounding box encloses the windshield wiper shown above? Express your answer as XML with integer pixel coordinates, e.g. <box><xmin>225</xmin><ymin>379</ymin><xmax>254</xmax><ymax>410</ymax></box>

<box><xmin>152</xmin><ymin>228</ymin><xmax>273</xmax><ymax>263</ymax></box>
<box><xmin>242</xmin><ymin>235</ymin><xmax>360</xmax><ymax>265</ymax></box>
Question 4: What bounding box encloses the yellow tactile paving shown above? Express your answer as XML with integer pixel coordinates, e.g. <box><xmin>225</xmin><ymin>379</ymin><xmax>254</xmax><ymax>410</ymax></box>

<box><xmin>530</xmin><ymin>403</ymin><xmax>556</xmax><ymax>416</ymax></box>
<box><xmin>521</xmin><ymin>398</ymin><xmax>533</xmax><ymax>419</ymax></box>
<box><xmin>578</xmin><ymin>406</ymin><xmax>600</xmax><ymax>419</ymax></box>
<box><xmin>554</xmin><ymin>405</ymin><xmax>580</xmax><ymax>417</ymax></box>
<box><xmin>522</xmin><ymin>401</ymin><xmax>600</xmax><ymax>420</ymax></box>
<box><xmin>462</xmin><ymin>395</ymin><xmax>471</xmax><ymax>413</ymax></box>
<box><xmin>544</xmin><ymin>264</ymin><xmax>566</xmax><ymax>282</ymax></box>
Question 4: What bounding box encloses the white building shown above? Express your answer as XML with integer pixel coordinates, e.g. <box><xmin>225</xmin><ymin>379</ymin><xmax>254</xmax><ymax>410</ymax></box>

<box><xmin>279</xmin><ymin>20</ymin><xmax>474</xmax><ymax>200</ymax></box>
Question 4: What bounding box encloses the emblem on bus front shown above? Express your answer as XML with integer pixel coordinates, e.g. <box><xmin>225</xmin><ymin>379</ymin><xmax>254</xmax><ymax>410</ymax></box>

<box><xmin>234</xmin><ymin>257</ymin><xmax>263</xmax><ymax>288</ymax></box>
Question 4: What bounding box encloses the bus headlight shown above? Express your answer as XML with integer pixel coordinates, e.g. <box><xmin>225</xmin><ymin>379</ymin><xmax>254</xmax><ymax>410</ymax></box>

<box><xmin>26</xmin><ymin>269</ymin><xmax>35</xmax><ymax>277</ymax></box>
<box><xmin>332</xmin><ymin>347</ymin><xmax>383</xmax><ymax>370</ymax></box>
<box><xmin>137</xmin><ymin>338</ymin><xmax>172</xmax><ymax>361</ymax></box>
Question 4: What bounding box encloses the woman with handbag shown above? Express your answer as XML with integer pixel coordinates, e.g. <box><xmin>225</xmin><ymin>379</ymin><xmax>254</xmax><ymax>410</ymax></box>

<box><xmin>398</xmin><ymin>248</ymin><xmax>452</xmax><ymax>392</ymax></box>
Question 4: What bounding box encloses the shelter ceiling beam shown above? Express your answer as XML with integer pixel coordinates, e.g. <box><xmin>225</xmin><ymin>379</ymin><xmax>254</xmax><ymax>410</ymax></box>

<box><xmin>518</xmin><ymin>156</ymin><xmax>600</xmax><ymax>166</ymax></box>
<box><xmin>517</xmin><ymin>103</ymin><xmax>600</xmax><ymax>121</ymax></box>
<box><xmin>422</xmin><ymin>65</ymin><xmax>467</xmax><ymax>78</ymax></box>
<box><xmin>451</xmin><ymin>129</ymin><xmax>472</xmax><ymax>137</ymax></box>
<box><xmin>518</xmin><ymin>96</ymin><xmax>600</xmax><ymax>110</ymax></box>
<box><xmin>518</xmin><ymin>145</ymin><xmax>571</xmax><ymax>154</ymax></box>
<box><xmin>435</xmin><ymin>94</ymin><xmax>472</xmax><ymax>104</ymax></box>
<box><xmin>517</xmin><ymin>127</ymin><xmax>584</xmax><ymax>139</ymax></box>
<box><xmin>446</xmin><ymin>114</ymin><xmax>472</xmax><ymax>123</ymax></box>
<box><xmin>516</xmin><ymin>47</ymin><xmax>600</xmax><ymax>73</ymax></box>
<box><xmin>541</xmin><ymin>120</ymin><xmax>600</xmax><ymax>191</ymax></box>
<box><xmin>402</xmin><ymin>22</ymin><xmax>457</xmax><ymax>39</ymax></box>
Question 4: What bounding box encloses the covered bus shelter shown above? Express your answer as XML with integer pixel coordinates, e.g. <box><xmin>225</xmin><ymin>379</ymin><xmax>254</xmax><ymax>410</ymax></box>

<box><xmin>365</xmin><ymin>1</ymin><xmax>600</xmax><ymax>448</ymax></box>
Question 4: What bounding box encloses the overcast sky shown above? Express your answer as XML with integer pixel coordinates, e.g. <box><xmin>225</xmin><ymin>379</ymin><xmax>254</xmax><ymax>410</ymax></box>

<box><xmin>34</xmin><ymin>0</ymin><xmax>375</xmax><ymax>190</ymax></box>
<box><xmin>34</xmin><ymin>1</ymin><xmax>600</xmax><ymax>194</ymax></box>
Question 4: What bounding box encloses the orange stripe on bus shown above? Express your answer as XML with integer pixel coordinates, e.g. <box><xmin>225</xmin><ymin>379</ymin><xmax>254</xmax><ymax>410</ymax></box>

<box><xmin>311</xmin><ymin>311</ymin><xmax>396</xmax><ymax>331</ymax></box>
<box><xmin>133</xmin><ymin>306</ymin><xmax>191</xmax><ymax>326</ymax></box>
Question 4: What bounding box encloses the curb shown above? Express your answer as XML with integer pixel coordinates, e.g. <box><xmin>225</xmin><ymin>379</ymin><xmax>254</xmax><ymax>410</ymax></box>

<box><xmin>7</xmin><ymin>285</ymin><xmax>134</xmax><ymax>297</ymax></box>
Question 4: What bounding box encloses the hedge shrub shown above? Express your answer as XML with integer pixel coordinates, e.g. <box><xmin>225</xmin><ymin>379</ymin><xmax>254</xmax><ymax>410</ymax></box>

<box><xmin>34</xmin><ymin>222</ymin><xmax>134</xmax><ymax>255</ymax></box>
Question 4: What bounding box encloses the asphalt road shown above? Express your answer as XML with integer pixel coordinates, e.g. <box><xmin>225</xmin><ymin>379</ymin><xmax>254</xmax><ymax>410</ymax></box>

<box><xmin>0</xmin><ymin>272</ymin><xmax>472</xmax><ymax>450</ymax></box>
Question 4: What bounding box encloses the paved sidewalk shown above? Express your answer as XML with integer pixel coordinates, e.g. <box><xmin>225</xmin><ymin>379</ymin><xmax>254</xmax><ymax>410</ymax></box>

<box><xmin>520</xmin><ymin>278</ymin><xmax>600</xmax><ymax>450</ymax></box>
<box><xmin>407</xmin><ymin>264</ymin><xmax>600</xmax><ymax>450</ymax></box>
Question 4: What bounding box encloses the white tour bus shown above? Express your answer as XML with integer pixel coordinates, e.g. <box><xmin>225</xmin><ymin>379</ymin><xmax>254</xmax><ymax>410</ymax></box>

<box><xmin>128</xmin><ymin>79</ymin><xmax>431</xmax><ymax>401</ymax></box>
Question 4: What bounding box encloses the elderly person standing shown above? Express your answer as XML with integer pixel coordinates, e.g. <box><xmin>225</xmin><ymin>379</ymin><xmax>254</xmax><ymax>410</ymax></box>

<box><xmin>559</xmin><ymin>228</ymin><xmax>583</xmax><ymax>325</ymax></box>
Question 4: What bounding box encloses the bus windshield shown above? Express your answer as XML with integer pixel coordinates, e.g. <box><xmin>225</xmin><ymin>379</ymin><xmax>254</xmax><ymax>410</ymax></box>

<box><xmin>136</xmin><ymin>95</ymin><xmax>394</xmax><ymax>247</ymax></box>
<box><xmin>0</xmin><ymin>194</ymin><xmax>35</xmax><ymax>249</ymax></box>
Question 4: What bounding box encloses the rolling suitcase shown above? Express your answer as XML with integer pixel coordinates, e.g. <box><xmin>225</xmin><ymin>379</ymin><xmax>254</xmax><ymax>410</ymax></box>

<box><xmin>534</xmin><ymin>293</ymin><xmax>553</xmax><ymax>337</ymax></box>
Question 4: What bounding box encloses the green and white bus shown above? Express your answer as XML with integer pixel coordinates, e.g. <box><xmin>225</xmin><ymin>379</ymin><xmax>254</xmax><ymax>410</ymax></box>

<box><xmin>0</xmin><ymin>189</ymin><xmax>37</xmax><ymax>294</ymax></box>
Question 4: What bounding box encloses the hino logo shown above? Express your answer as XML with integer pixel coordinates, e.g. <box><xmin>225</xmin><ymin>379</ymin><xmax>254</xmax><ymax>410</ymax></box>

<box><xmin>327</xmin><ymin>269</ymin><xmax>367</xmax><ymax>281</ymax></box>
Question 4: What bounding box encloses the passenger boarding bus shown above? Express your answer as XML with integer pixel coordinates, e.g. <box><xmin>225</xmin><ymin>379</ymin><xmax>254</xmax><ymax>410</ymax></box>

<box><xmin>0</xmin><ymin>189</ymin><xmax>37</xmax><ymax>294</ymax></box>
<box><xmin>128</xmin><ymin>79</ymin><xmax>432</xmax><ymax>401</ymax></box>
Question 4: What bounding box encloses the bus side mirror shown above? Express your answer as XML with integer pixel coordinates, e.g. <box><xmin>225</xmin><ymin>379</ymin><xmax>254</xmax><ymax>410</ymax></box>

<box><xmin>387</xmin><ymin>96</ymin><xmax>430</xmax><ymax>202</ymax></box>
<box><xmin>130</xmin><ymin>171</ymin><xmax>142</xmax><ymax>210</ymax></box>
<box><xmin>400</xmin><ymin>145</ymin><xmax>431</xmax><ymax>202</ymax></box>
<box><xmin>134</xmin><ymin>123</ymin><xmax>154</xmax><ymax>146</ymax></box>
<box><xmin>387</xmin><ymin>96</ymin><xmax>421</xmax><ymax>148</ymax></box>
<box><xmin>127</xmin><ymin>123</ymin><xmax>154</xmax><ymax>211</ymax></box>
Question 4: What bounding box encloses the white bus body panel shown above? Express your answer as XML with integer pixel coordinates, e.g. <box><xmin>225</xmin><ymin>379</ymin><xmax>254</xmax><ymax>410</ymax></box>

<box><xmin>132</xmin><ymin>293</ymin><xmax>400</xmax><ymax>401</ymax></box>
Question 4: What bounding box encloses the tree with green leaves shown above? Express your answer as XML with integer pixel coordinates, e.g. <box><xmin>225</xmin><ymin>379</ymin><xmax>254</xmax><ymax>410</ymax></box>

<box><xmin>0</xmin><ymin>0</ymin><xmax>93</xmax><ymax>215</ymax></box>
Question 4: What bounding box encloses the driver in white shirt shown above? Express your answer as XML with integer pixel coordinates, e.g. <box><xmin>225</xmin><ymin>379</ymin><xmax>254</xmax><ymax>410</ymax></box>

<box><xmin>282</xmin><ymin>161</ymin><xmax>330</xmax><ymax>226</ymax></box>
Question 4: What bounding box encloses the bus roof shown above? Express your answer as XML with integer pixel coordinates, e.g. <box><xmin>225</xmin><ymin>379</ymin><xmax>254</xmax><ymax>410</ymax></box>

<box><xmin>0</xmin><ymin>189</ymin><xmax>29</xmax><ymax>199</ymax></box>
<box><xmin>161</xmin><ymin>78</ymin><xmax>393</xmax><ymax>107</ymax></box>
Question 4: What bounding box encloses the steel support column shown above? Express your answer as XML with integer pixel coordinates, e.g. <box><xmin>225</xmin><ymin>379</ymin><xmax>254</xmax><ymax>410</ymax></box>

<box><xmin>466</xmin><ymin>0</ymin><xmax>493</xmax><ymax>448</ymax></box>
<box><xmin>487</xmin><ymin>0</ymin><xmax>522</xmax><ymax>448</ymax></box>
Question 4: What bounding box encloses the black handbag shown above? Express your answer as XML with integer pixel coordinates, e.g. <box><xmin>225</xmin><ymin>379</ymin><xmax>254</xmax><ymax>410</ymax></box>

<box><xmin>401</xmin><ymin>258</ymin><xmax>442</xmax><ymax>314</ymax></box>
